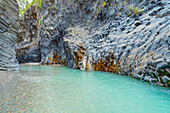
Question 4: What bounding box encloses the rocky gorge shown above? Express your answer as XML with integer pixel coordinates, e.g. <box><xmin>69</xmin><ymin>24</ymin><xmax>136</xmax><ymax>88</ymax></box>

<box><xmin>0</xmin><ymin>0</ymin><xmax>170</xmax><ymax>87</ymax></box>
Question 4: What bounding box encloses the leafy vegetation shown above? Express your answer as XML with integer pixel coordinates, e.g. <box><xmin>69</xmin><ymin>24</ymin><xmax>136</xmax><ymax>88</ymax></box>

<box><xmin>102</xmin><ymin>1</ymin><xmax>107</xmax><ymax>7</ymax></box>
<box><xmin>39</xmin><ymin>19</ymin><xmax>42</xmax><ymax>25</ymax></box>
<box><xmin>17</xmin><ymin>0</ymin><xmax>30</xmax><ymax>15</ymax></box>
<box><xmin>122</xmin><ymin>0</ymin><xmax>142</xmax><ymax>16</ymax></box>
<box><xmin>17</xmin><ymin>0</ymin><xmax>42</xmax><ymax>16</ymax></box>
<box><xmin>129</xmin><ymin>6</ymin><xmax>141</xmax><ymax>15</ymax></box>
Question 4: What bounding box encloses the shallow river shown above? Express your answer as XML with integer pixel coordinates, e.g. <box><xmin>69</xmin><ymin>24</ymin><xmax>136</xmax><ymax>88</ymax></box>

<box><xmin>0</xmin><ymin>66</ymin><xmax>170</xmax><ymax>113</ymax></box>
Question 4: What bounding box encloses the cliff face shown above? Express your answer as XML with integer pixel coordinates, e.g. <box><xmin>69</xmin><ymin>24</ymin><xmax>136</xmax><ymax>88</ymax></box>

<box><xmin>0</xmin><ymin>0</ymin><xmax>19</xmax><ymax>71</ymax></box>
<box><xmin>16</xmin><ymin>6</ymin><xmax>41</xmax><ymax>63</ymax></box>
<box><xmin>16</xmin><ymin>0</ymin><xmax>170</xmax><ymax>86</ymax></box>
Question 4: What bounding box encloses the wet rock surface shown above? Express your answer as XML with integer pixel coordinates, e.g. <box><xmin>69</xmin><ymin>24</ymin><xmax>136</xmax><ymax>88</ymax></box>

<box><xmin>16</xmin><ymin>0</ymin><xmax>170</xmax><ymax>86</ymax></box>
<box><xmin>0</xmin><ymin>0</ymin><xmax>19</xmax><ymax>71</ymax></box>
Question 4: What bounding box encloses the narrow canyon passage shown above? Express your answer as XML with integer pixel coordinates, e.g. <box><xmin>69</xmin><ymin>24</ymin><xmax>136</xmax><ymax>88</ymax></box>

<box><xmin>15</xmin><ymin>0</ymin><xmax>170</xmax><ymax>86</ymax></box>
<box><xmin>0</xmin><ymin>0</ymin><xmax>170</xmax><ymax>112</ymax></box>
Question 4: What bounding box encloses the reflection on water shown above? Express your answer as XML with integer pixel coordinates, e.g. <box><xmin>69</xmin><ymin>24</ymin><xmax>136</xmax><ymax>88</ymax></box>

<box><xmin>0</xmin><ymin>66</ymin><xmax>170</xmax><ymax>113</ymax></box>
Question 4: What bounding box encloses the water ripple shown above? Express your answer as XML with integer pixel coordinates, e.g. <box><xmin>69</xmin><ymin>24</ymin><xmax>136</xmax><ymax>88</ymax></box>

<box><xmin>0</xmin><ymin>66</ymin><xmax>170</xmax><ymax>113</ymax></box>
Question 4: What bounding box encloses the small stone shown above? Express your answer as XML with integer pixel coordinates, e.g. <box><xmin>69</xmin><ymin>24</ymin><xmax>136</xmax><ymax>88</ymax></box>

<box><xmin>156</xmin><ymin>62</ymin><xmax>169</xmax><ymax>71</ymax></box>
<box><xmin>161</xmin><ymin>76</ymin><xmax>170</xmax><ymax>84</ymax></box>
<box><xmin>134</xmin><ymin>21</ymin><xmax>141</xmax><ymax>27</ymax></box>
<box><xmin>164</xmin><ymin>51</ymin><xmax>170</xmax><ymax>60</ymax></box>
<box><xmin>153</xmin><ymin>58</ymin><xmax>164</xmax><ymax>66</ymax></box>
<box><xmin>153</xmin><ymin>55</ymin><xmax>162</xmax><ymax>60</ymax></box>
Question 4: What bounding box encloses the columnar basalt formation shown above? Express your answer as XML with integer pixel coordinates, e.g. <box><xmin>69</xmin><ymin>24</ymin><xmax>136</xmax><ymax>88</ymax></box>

<box><xmin>40</xmin><ymin>0</ymin><xmax>170</xmax><ymax>86</ymax></box>
<box><xmin>17</xmin><ymin>0</ymin><xmax>170</xmax><ymax>86</ymax></box>
<box><xmin>0</xmin><ymin>0</ymin><xmax>19</xmax><ymax>71</ymax></box>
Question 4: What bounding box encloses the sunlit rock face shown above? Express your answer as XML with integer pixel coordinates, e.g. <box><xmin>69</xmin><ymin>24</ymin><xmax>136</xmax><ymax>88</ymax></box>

<box><xmin>0</xmin><ymin>0</ymin><xmax>19</xmax><ymax>71</ymax></box>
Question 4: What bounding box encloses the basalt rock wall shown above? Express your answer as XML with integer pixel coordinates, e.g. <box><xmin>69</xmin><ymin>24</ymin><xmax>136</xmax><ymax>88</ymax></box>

<box><xmin>40</xmin><ymin>0</ymin><xmax>170</xmax><ymax>86</ymax></box>
<box><xmin>17</xmin><ymin>0</ymin><xmax>170</xmax><ymax>86</ymax></box>
<box><xmin>0</xmin><ymin>0</ymin><xmax>19</xmax><ymax>71</ymax></box>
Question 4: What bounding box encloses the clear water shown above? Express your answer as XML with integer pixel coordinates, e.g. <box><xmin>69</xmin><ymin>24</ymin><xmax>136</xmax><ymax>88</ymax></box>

<box><xmin>0</xmin><ymin>66</ymin><xmax>170</xmax><ymax>113</ymax></box>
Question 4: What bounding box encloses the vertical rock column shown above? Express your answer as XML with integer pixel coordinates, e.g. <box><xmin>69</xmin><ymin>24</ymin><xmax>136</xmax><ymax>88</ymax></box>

<box><xmin>0</xmin><ymin>0</ymin><xmax>19</xmax><ymax>71</ymax></box>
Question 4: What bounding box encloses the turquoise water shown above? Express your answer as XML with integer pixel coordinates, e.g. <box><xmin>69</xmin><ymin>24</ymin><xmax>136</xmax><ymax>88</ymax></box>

<box><xmin>0</xmin><ymin>66</ymin><xmax>170</xmax><ymax>113</ymax></box>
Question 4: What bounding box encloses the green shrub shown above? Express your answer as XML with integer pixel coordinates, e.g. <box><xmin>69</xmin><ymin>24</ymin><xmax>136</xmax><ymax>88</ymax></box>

<box><xmin>39</xmin><ymin>19</ymin><xmax>42</xmax><ymax>25</ymax></box>
<box><xmin>129</xmin><ymin>6</ymin><xmax>142</xmax><ymax>15</ymax></box>
<box><xmin>102</xmin><ymin>1</ymin><xmax>106</xmax><ymax>7</ymax></box>
<box><xmin>18</xmin><ymin>0</ymin><xmax>42</xmax><ymax>16</ymax></box>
